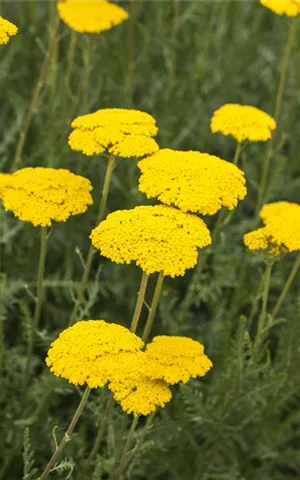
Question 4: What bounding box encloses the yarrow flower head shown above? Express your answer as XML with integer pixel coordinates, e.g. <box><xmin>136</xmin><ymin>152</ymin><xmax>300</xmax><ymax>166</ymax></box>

<box><xmin>145</xmin><ymin>336</ymin><xmax>213</xmax><ymax>384</ymax></box>
<box><xmin>46</xmin><ymin>320</ymin><xmax>144</xmax><ymax>388</ymax></box>
<box><xmin>90</xmin><ymin>205</ymin><xmax>211</xmax><ymax>277</ymax></box>
<box><xmin>0</xmin><ymin>173</ymin><xmax>11</xmax><ymax>199</ymax></box>
<box><xmin>108</xmin><ymin>351</ymin><xmax>172</xmax><ymax>415</ymax></box>
<box><xmin>57</xmin><ymin>0</ymin><xmax>128</xmax><ymax>33</ymax></box>
<box><xmin>260</xmin><ymin>0</ymin><xmax>300</xmax><ymax>16</ymax></box>
<box><xmin>210</xmin><ymin>104</ymin><xmax>276</xmax><ymax>143</ymax></box>
<box><xmin>244</xmin><ymin>201</ymin><xmax>300</xmax><ymax>256</ymax></box>
<box><xmin>138</xmin><ymin>149</ymin><xmax>247</xmax><ymax>215</ymax></box>
<box><xmin>2</xmin><ymin>167</ymin><xmax>93</xmax><ymax>227</ymax></box>
<box><xmin>69</xmin><ymin>108</ymin><xmax>159</xmax><ymax>158</ymax></box>
<box><xmin>0</xmin><ymin>16</ymin><xmax>18</xmax><ymax>44</ymax></box>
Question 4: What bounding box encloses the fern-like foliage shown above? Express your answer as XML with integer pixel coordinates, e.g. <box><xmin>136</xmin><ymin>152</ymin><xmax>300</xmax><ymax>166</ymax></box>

<box><xmin>23</xmin><ymin>428</ymin><xmax>38</xmax><ymax>480</ymax></box>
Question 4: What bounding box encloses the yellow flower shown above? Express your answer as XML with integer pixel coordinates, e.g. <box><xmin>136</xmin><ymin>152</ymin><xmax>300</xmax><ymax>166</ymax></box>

<box><xmin>0</xmin><ymin>16</ymin><xmax>18</xmax><ymax>45</ymax></box>
<box><xmin>138</xmin><ymin>149</ymin><xmax>247</xmax><ymax>215</ymax></box>
<box><xmin>210</xmin><ymin>104</ymin><xmax>276</xmax><ymax>143</ymax></box>
<box><xmin>2</xmin><ymin>167</ymin><xmax>93</xmax><ymax>227</ymax></box>
<box><xmin>57</xmin><ymin>0</ymin><xmax>128</xmax><ymax>33</ymax></box>
<box><xmin>244</xmin><ymin>201</ymin><xmax>300</xmax><ymax>256</ymax></box>
<box><xmin>108</xmin><ymin>351</ymin><xmax>172</xmax><ymax>416</ymax></box>
<box><xmin>69</xmin><ymin>108</ymin><xmax>159</xmax><ymax>158</ymax></box>
<box><xmin>46</xmin><ymin>320</ymin><xmax>144</xmax><ymax>388</ymax></box>
<box><xmin>90</xmin><ymin>205</ymin><xmax>211</xmax><ymax>277</ymax></box>
<box><xmin>145</xmin><ymin>336</ymin><xmax>213</xmax><ymax>384</ymax></box>
<box><xmin>260</xmin><ymin>0</ymin><xmax>300</xmax><ymax>16</ymax></box>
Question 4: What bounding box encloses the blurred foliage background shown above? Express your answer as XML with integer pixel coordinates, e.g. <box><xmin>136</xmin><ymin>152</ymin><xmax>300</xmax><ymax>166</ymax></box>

<box><xmin>0</xmin><ymin>1</ymin><xmax>300</xmax><ymax>479</ymax></box>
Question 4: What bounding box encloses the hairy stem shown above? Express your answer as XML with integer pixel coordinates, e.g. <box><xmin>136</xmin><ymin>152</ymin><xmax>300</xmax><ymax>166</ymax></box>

<box><xmin>271</xmin><ymin>253</ymin><xmax>300</xmax><ymax>319</ymax></box>
<box><xmin>68</xmin><ymin>155</ymin><xmax>116</xmax><ymax>326</ymax></box>
<box><xmin>39</xmin><ymin>386</ymin><xmax>91</xmax><ymax>480</ymax></box>
<box><xmin>130</xmin><ymin>272</ymin><xmax>149</xmax><ymax>333</ymax></box>
<box><xmin>142</xmin><ymin>272</ymin><xmax>164</xmax><ymax>342</ymax></box>
<box><xmin>11</xmin><ymin>16</ymin><xmax>60</xmax><ymax>172</ymax></box>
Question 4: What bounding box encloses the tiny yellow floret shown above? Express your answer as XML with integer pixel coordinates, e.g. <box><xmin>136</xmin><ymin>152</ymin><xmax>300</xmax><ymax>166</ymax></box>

<box><xmin>46</xmin><ymin>320</ymin><xmax>144</xmax><ymax>388</ymax></box>
<box><xmin>2</xmin><ymin>167</ymin><xmax>93</xmax><ymax>227</ymax></box>
<box><xmin>90</xmin><ymin>205</ymin><xmax>212</xmax><ymax>277</ymax></box>
<box><xmin>145</xmin><ymin>336</ymin><xmax>213</xmax><ymax>384</ymax></box>
<box><xmin>0</xmin><ymin>16</ymin><xmax>18</xmax><ymax>44</ymax></box>
<box><xmin>260</xmin><ymin>0</ymin><xmax>300</xmax><ymax>16</ymax></box>
<box><xmin>57</xmin><ymin>0</ymin><xmax>128</xmax><ymax>33</ymax></box>
<box><xmin>210</xmin><ymin>104</ymin><xmax>276</xmax><ymax>143</ymax></box>
<box><xmin>138</xmin><ymin>149</ymin><xmax>247</xmax><ymax>215</ymax></box>
<box><xmin>69</xmin><ymin>108</ymin><xmax>159</xmax><ymax>158</ymax></box>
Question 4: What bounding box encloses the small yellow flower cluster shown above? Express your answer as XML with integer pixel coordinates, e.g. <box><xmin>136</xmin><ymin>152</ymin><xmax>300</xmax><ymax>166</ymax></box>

<box><xmin>2</xmin><ymin>167</ymin><xmax>93</xmax><ymax>227</ymax></box>
<box><xmin>244</xmin><ymin>201</ymin><xmax>300</xmax><ymax>256</ymax></box>
<box><xmin>210</xmin><ymin>104</ymin><xmax>276</xmax><ymax>143</ymax></box>
<box><xmin>57</xmin><ymin>0</ymin><xmax>128</xmax><ymax>34</ymax></box>
<box><xmin>69</xmin><ymin>108</ymin><xmax>159</xmax><ymax>158</ymax></box>
<box><xmin>260</xmin><ymin>0</ymin><xmax>300</xmax><ymax>16</ymax></box>
<box><xmin>46</xmin><ymin>320</ymin><xmax>212</xmax><ymax>415</ymax></box>
<box><xmin>0</xmin><ymin>16</ymin><xmax>18</xmax><ymax>45</ymax></box>
<box><xmin>138</xmin><ymin>149</ymin><xmax>247</xmax><ymax>215</ymax></box>
<box><xmin>145</xmin><ymin>336</ymin><xmax>213</xmax><ymax>384</ymax></box>
<box><xmin>90</xmin><ymin>205</ymin><xmax>212</xmax><ymax>277</ymax></box>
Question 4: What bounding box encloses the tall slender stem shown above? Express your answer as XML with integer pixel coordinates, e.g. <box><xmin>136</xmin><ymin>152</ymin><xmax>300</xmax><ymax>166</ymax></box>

<box><xmin>26</xmin><ymin>226</ymin><xmax>48</xmax><ymax>374</ymax></box>
<box><xmin>142</xmin><ymin>272</ymin><xmax>164</xmax><ymax>342</ymax></box>
<box><xmin>233</xmin><ymin>142</ymin><xmax>242</xmax><ymax>166</ymax></box>
<box><xmin>255</xmin><ymin>261</ymin><xmax>272</xmax><ymax>349</ymax></box>
<box><xmin>68</xmin><ymin>155</ymin><xmax>116</xmax><ymax>326</ymax></box>
<box><xmin>256</xmin><ymin>18</ymin><xmax>296</xmax><ymax>213</ymax></box>
<box><xmin>39</xmin><ymin>386</ymin><xmax>91</xmax><ymax>480</ymax></box>
<box><xmin>130</xmin><ymin>272</ymin><xmax>149</xmax><ymax>333</ymax></box>
<box><xmin>115</xmin><ymin>415</ymin><xmax>139</xmax><ymax>480</ymax></box>
<box><xmin>11</xmin><ymin>16</ymin><xmax>60</xmax><ymax>172</ymax></box>
<box><xmin>272</xmin><ymin>253</ymin><xmax>300</xmax><ymax>319</ymax></box>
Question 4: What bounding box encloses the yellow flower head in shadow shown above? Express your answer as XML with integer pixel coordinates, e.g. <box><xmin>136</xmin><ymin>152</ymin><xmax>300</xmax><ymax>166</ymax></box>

<box><xmin>108</xmin><ymin>351</ymin><xmax>172</xmax><ymax>416</ymax></box>
<box><xmin>0</xmin><ymin>16</ymin><xmax>18</xmax><ymax>45</ymax></box>
<box><xmin>138</xmin><ymin>149</ymin><xmax>247</xmax><ymax>215</ymax></box>
<box><xmin>69</xmin><ymin>108</ymin><xmax>159</xmax><ymax>158</ymax></box>
<box><xmin>260</xmin><ymin>0</ymin><xmax>300</xmax><ymax>16</ymax></box>
<box><xmin>211</xmin><ymin>104</ymin><xmax>276</xmax><ymax>143</ymax></box>
<box><xmin>2</xmin><ymin>167</ymin><xmax>93</xmax><ymax>227</ymax></box>
<box><xmin>46</xmin><ymin>320</ymin><xmax>144</xmax><ymax>388</ymax></box>
<box><xmin>244</xmin><ymin>201</ymin><xmax>300</xmax><ymax>256</ymax></box>
<box><xmin>145</xmin><ymin>336</ymin><xmax>213</xmax><ymax>384</ymax></box>
<box><xmin>57</xmin><ymin>0</ymin><xmax>128</xmax><ymax>33</ymax></box>
<box><xmin>90</xmin><ymin>205</ymin><xmax>211</xmax><ymax>277</ymax></box>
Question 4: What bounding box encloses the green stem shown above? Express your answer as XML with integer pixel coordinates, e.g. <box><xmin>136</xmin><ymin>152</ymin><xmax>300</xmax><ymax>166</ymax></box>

<box><xmin>68</xmin><ymin>155</ymin><xmax>116</xmax><ymax>326</ymax></box>
<box><xmin>233</xmin><ymin>142</ymin><xmax>242</xmax><ymax>166</ymax></box>
<box><xmin>142</xmin><ymin>272</ymin><xmax>164</xmax><ymax>342</ymax></box>
<box><xmin>39</xmin><ymin>386</ymin><xmax>91</xmax><ymax>480</ymax></box>
<box><xmin>255</xmin><ymin>261</ymin><xmax>272</xmax><ymax>349</ymax></box>
<box><xmin>256</xmin><ymin>18</ymin><xmax>296</xmax><ymax>214</ymax></box>
<box><xmin>11</xmin><ymin>16</ymin><xmax>60</xmax><ymax>172</ymax></box>
<box><xmin>130</xmin><ymin>272</ymin><xmax>149</xmax><ymax>333</ymax></box>
<box><xmin>271</xmin><ymin>252</ymin><xmax>300</xmax><ymax>319</ymax></box>
<box><xmin>86</xmin><ymin>394</ymin><xmax>114</xmax><ymax>464</ymax></box>
<box><xmin>26</xmin><ymin>226</ymin><xmax>48</xmax><ymax>374</ymax></box>
<box><xmin>115</xmin><ymin>415</ymin><xmax>139</xmax><ymax>480</ymax></box>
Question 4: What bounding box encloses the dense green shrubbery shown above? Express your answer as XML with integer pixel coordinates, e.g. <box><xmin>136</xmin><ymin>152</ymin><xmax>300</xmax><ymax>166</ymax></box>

<box><xmin>0</xmin><ymin>1</ymin><xmax>300</xmax><ymax>479</ymax></box>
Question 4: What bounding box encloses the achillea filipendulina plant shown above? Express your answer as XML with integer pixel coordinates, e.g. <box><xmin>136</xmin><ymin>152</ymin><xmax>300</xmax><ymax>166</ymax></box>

<box><xmin>260</xmin><ymin>0</ymin><xmax>300</xmax><ymax>16</ymax></box>
<box><xmin>90</xmin><ymin>205</ymin><xmax>211</xmax><ymax>277</ymax></box>
<box><xmin>0</xmin><ymin>16</ymin><xmax>18</xmax><ymax>44</ymax></box>
<box><xmin>1</xmin><ymin>167</ymin><xmax>93</xmax><ymax>376</ymax></box>
<box><xmin>210</xmin><ymin>104</ymin><xmax>276</xmax><ymax>144</ymax></box>
<box><xmin>145</xmin><ymin>336</ymin><xmax>213</xmax><ymax>384</ymax></box>
<box><xmin>68</xmin><ymin>108</ymin><xmax>159</xmax><ymax>326</ymax></box>
<box><xmin>57</xmin><ymin>0</ymin><xmax>129</xmax><ymax>34</ymax></box>
<box><xmin>69</xmin><ymin>108</ymin><xmax>159</xmax><ymax>158</ymax></box>
<box><xmin>138</xmin><ymin>149</ymin><xmax>247</xmax><ymax>215</ymax></box>
<box><xmin>2</xmin><ymin>167</ymin><xmax>93</xmax><ymax>227</ymax></box>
